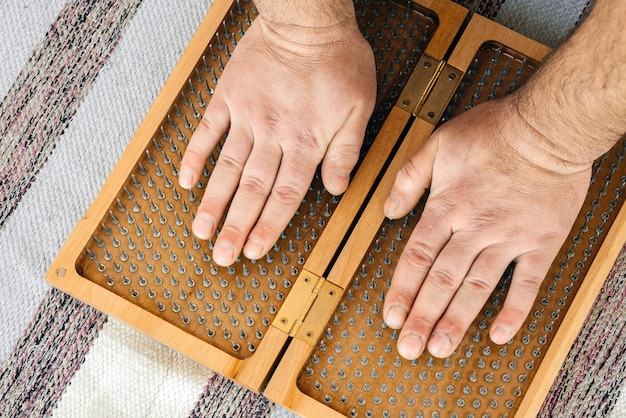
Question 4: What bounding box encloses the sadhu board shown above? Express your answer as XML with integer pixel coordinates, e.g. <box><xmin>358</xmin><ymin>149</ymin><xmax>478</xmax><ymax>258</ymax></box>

<box><xmin>47</xmin><ymin>1</ymin><xmax>626</xmax><ymax>416</ymax></box>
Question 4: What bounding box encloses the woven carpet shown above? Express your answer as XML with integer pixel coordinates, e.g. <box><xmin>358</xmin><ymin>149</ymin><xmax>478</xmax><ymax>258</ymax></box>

<box><xmin>0</xmin><ymin>0</ymin><xmax>624</xmax><ymax>417</ymax></box>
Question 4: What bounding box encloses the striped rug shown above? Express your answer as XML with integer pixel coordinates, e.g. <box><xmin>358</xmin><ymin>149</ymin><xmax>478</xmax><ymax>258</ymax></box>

<box><xmin>0</xmin><ymin>0</ymin><xmax>624</xmax><ymax>417</ymax></box>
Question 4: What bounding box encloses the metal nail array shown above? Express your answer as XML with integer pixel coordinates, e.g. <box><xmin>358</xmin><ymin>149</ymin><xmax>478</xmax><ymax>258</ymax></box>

<box><xmin>75</xmin><ymin>0</ymin><xmax>439</xmax><ymax>360</ymax></box>
<box><xmin>297</xmin><ymin>47</ymin><xmax>626</xmax><ymax>416</ymax></box>
<box><xmin>72</xmin><ymin>0</ymin><xmax>625</xmax><ymax>410</ymax></box>
<box><xmin>354</xmin><ymin>0</ymin><xmax>437</xmax><ymax>156</ymax></box>
<box><xmin>75</xmin><ymin>0</ymin><xmax>333</xmax><ymax>360</ymax></box>
<box><xmin>440</xmin><ymin>42</ymin><xmax>538</xmax><ymax>123</ymax></box>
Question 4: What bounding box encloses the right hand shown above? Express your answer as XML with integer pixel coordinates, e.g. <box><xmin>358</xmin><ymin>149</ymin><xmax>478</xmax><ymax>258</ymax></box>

<box><xmin>383</xmin><ymin>96</ymin><xmax>591</xmax><ymax>359</ymax></box>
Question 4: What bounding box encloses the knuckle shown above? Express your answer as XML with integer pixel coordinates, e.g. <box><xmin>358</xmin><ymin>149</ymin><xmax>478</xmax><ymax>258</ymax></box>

<box><xmin>216</xmin><ymin>153</ymin><xmax>244</xmax><ymax>174</ymax></box>
<box><xmin>402</xmin><ymin>314</ymin><xmax>434</xmax><ymax>334</ymax></box>
<box><xmin>513</xmin><ymin>274</ymin><xmax>543</xmax><ymax>295</ymax></box>
<box><xmin>396</xmin><ymin>160</ymin><xmax>419</xmax><ymax>187</ymax></box>
<box><xmin>401</xmin><ymin>244</ymin><xmax>435</xmax><ymax>273</ymax></box>
<box><xmin>387</xmin><ymin>287</ymin><xmax>416</xmax><ymax>310</ymax></box>
<box><xmin>427</xmin><ymin>268</ymin><xmax>460</xmax><ymax>292</ymax></box>
<box><xmin>270</xmin><ymin>183</ymin><xmax>303</xmax><ymax>206</ymax></box>
<box><xmin>218</xmin><ymin>223</ymin><xmax>244</xmax><ymax>240</ymax></box>
<box><xmin>463</xmin><ymin>274</ymin><xmax>494</xmax><ymax>295</ymax></box>
<box><xmin>327</xmin><ymin>142</ymin><xmax>361</xmax><ymax>166</ymax></box>
<box><xmin>238</xmin><ymin>175</ymin><xmax>271</xmax><ymax>199</ymax></box>
<box><xmin>435</xmin><ymin>318</ymin><xmax>466</xmax><ymax>339</ymax></box>
<box><xmin>197</xmin><ymin>114</ymin><xmax>222</xmax><ymax>137</ymax></box>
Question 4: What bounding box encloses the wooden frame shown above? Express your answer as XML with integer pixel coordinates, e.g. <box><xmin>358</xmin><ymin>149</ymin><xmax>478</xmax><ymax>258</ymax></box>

<box><xmin>265</xmin><ymin>14</ymin><xmax>625</xmax><ymax>418</ymax></box>
<box><xmin>46</xmin><ymin>0</ymin><xmax>467</xmax><ymax>393</ymax></box>
<box><xmin>45</xmin><ymin>0</ymin><xmax>625</xmax><ymax>415</ymax></box>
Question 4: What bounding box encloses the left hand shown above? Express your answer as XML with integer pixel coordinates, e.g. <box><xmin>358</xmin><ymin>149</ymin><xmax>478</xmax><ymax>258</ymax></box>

<box><xmin>178</xmin><ymin>15</ymin><xmax>376</xmax><ymax>266</ymax></box>
<box><xmin>382</xmin><ymin>97</ymin><xmax>591</xmax><ymax>359</ymax></box>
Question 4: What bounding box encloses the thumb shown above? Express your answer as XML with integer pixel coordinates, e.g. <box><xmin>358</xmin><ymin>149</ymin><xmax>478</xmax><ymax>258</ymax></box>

<box><xmin>320</xmin><ymin>112</ymin><xmax>368</xmax><ymax>195</ymax></box>
<box><xmin>384</xmin><ymin>133</ymin><xmax>439</xmax><ymax>219</ymax></box>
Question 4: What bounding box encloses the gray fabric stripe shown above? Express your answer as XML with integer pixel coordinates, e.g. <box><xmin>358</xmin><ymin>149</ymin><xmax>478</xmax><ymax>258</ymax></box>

<box><xmin>0</xmin><ymin>289</ymin><xmax>108</xmax><ymax>417</ymax></box>
<box><xmin>189</xmin><ymin>374</ymin><xmax>273</xmax><ymax>418</ymax></box>
<box><xmin>540</xmin><ymin>243</ymin><xmax>626</xmax><ymax>416</ymax></box>
<box><xmin>0</xmin><ymin>0</ymin><xmax>143</xmax><ymax>228</ymax></box>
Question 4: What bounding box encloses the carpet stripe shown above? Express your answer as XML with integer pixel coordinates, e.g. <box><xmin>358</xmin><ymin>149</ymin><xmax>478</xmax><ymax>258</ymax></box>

<box><xmin>0</xmin><ymin>289</ymin><xmax>107</xmax><ymax>417</ymax></box>
<box><xmin>189</xmin><ymin>374</ymin><xmax>273</xmax><ymax>418</ymax></box>
<box><xmin>51</xmin><ymin>318</ymin><xmax>211</xmax><ymax>417</ymax></box>
<box><xmin>540</xmin><ymin>243</ymin><xmax>626</xmax><ymax>416</ymax></box>
<box><xmin>0</xmin><ymin>0</ymin><xmax>143</xmax><ymax>229</ymax></box>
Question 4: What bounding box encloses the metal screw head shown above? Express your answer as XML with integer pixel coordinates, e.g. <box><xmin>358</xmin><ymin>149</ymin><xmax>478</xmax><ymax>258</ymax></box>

<box><xmin>402</xmin><ymin>99</ymin><xmax>410</xmax><ymax>106</ymax></box>
<box><xmin>448</xmin><ymin>72</ymin><xmax>456</xmax><ymax>80</ymax></box>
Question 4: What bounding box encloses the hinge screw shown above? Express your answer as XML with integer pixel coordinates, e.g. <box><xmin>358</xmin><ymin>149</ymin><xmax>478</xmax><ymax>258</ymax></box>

<box><xmin>402</xmin><ymin>99</ymin><xmax>410</xmax><ymax>106</ymax></box>
<box><xmin>280</xmin><ymin>317</ymin><xmax>288</xmax><ymax>324</ymax></box>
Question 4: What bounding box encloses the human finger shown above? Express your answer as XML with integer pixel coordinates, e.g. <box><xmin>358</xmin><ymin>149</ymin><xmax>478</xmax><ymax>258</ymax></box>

<box><xmin>383</xmin><ymin>204</ymin><xmax>452</xmax><ymax>331</ymax></box>
<box><xmin>320</xmin><ymin>108</ymin><xmax>371</xmax><ymax>196</ymax></box>
<box><xmin>211</xmin><ymin>136</ymin><xmax>283</xmax><ymax>266</ymax></box>
<box><xmin>426</xmin><ymin>245</ymin><xmax>516</xmax><ymax>358</ymax></box>
<box><xmin>383</xmin><ymin>134</ymin><xmax>438</xmax><ymax>219</ymax></box>
<box><xmin>242</xmin><ymin>144</ymin><xmax>320</xmax><ymax>261</ymax></box>
<box><xmin>191</xmin><ymin>126</ymin><xmax>253</xmax><ymax>242</ymax></box>
<box><xmin>179</xmin><ymin>94</ymin><xmax>231</xmax><ymax>189</ymax></box>
<box><xmin>489</xmin><ymin>250</ymin><xmax>550</xmax><ymax>344</ymax></box>
<box><xmin>392</xmin><ymin>230</ymin><xmax>480</xmax><ymax>360</ymax></box>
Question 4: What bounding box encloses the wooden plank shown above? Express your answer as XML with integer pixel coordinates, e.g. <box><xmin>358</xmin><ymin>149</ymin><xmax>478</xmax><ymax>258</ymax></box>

<box><xmin>326</xmin><ymin>118</ymin><xmax>434</xmax><ymax>289</ymax></box>
<box><xmin>419</xmin><ymin>0</ymin><xmax>468</xmax><ymax>61</ymax></box>
<box><xmin>302</xmin><ymin>106</ymin><xmax>411</xmax><ymax>277</ymax></box>
<box><xmin>517</xmin><ymin>204</ymin><xmax>626</xmax><ymax>416</ymax></box>
<box><xmin>45</xmin><ymin>0</ymin><xmax>283</xmax><ymax>393</ymax></box>
<box><xmin>447</xmin><ymin>14</ymin><xmax>551</xmax><ymax>71</ymax></box>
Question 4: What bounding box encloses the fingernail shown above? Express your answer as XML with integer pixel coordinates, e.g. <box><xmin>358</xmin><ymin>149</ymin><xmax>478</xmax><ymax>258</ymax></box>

<box><xmin>192</xmin><ymin>214</ymin><xmax>214</xmax><ymax>240</ymax></box>
<box><xmin>398</xmin><ymin>334</ymin><xmax>424</xmax><ymax>360</ymax></box>
<box><xmin>244</xmin><ymin>236</ymin><xmax>264</xmax><ymax>260</ymax></box>
<box><xmin>384</xmin><ymin>191</ymin><xmax>399</xmax><ymax>217</ymax></box>
<box><xmin>384</xmin><ymin>305</ymin><xmax>408</xmax><ymax>329</ymax></box>
<box><xmin>491</xmin><ymin>325</ymin><xmax>513</xmax><ymax>344</ymax></box>
<box><xmin>213</xmin><ymin>241</ymin><xmax>235</xmax><ymax>267</ymax></box>
<box><xmin>329</xmin><ymin>172</ymin><xmax>349</xmax><ymax>195</ymax></box>
<box><xmin>428</xmin><ymin>331</ymin><xmax>453</xmax><ymax>358</ymax></box>
<box><xmin>178</xmin><ymin>168</ymin><xmax>194</xmax><ymax>189</ymax></box>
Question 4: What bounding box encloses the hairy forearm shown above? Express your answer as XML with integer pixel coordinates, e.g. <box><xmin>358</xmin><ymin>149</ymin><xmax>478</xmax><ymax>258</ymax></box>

<box><xmin>513</xmin><ymin>0</ymin><xmax>626</xmax><ymax>173</ymax></box>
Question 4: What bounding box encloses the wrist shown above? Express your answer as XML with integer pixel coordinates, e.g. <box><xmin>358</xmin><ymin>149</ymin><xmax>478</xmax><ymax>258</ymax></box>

<box><xmin>254</xmin><ymin>0</ymin><xmax>356</xmax><ymax>28</ymax></box>
<box><xmin>496</xmin><ymin>95</ymin><xmax>593</xmax><ymax>175</ymax></box>
<box><xmin>254</xmin><ymin>1</ymin><xmax>358</xmax><ymax>48</ymax></box>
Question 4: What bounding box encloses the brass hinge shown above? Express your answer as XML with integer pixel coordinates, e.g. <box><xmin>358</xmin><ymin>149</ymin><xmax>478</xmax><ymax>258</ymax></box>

<box><xmin>396</xmin><ymin>54</ymin><xmax>463</xmax><ymax>123</ymax></box>
<box><xmin>272</xmin><ymin>269</ymin><xmax>343</xmax><ymax>346</ymax></box>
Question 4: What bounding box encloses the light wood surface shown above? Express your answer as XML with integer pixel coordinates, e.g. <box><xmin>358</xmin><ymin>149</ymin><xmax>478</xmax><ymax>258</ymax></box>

<box><xmin>265</xmin><ymin>12</ymin><xmax>626</xmax><ymax>418</ymax></box>
<box><xmin>420</xmin><ymin>0</ymin><xmax>468</xmax><ymax>60</ymax></box>
<box><xmin>517</xmin><ymin>204</ymin><xmax>626</xmax><ymax>416</ymax></box>
<box><xmin>447</xmin><ymin>13</ymin><xmax>552</xmax><ymax>70</ymax></box>
<box><xmin>46</xmin><ymin>0</ymin><xmax>626</xmax><ymax>416</ymax></box>
<box><xmin>302</xmin><ymin>106</ymin><xmax>412</xmax><ymax>278</ymax></box>
<box><xmin>46</xmin><ymin>0</ymin><xmax>283</xmax><ymax>392</ymax></box>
